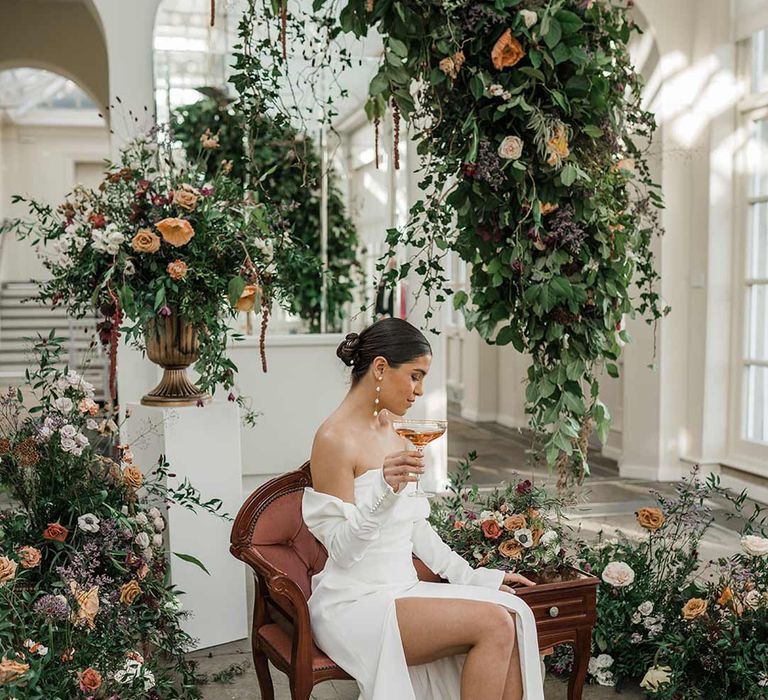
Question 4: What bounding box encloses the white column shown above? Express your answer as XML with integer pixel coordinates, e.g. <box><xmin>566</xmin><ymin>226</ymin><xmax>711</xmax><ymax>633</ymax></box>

<box><xmin>124</xmin><ymin>401</ymin><xmax>248</xmax><ymax>650</ymax></box>
<box><xmin>460</xmin><ymin>331</ymin><xmax>499</xmax><ymax>423</ymax></box>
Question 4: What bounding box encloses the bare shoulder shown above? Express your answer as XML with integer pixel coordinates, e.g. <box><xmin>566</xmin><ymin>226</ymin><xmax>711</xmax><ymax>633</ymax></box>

<box><xmin>310</xmin><ymin>418</ymin><xmax>357</xmax><ymax>503</ymax></box>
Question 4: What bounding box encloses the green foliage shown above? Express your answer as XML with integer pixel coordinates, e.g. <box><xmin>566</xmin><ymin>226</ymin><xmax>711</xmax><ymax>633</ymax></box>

<box><xmin>0</xmin><ymin>338</ymin><xmax>221</xmax><ymax>698</ymax></box>
<box><xmin>325</xmin><ymin>0</ymin><xmax>668</xmax><ymax>482</ymax></box>
<box><xmin>172</xmin><ymin>98</ymin><xmax>361</xmax><ymax>331</ymax></box>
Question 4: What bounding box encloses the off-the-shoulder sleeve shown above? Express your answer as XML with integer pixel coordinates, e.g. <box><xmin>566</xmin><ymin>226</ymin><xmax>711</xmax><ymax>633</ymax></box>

<box><xmin>411</xmin><ymin>519</ymin><xmax>506</xmax><ymax>590</ymax></box>
<box><xmin>302</xmin><ymin>468</ymin><xmax>402</xmax><ymax>569</ymax></box>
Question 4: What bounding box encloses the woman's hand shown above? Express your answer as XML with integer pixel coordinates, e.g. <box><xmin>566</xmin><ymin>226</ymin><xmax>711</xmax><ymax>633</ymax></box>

<box><xmin>499</xmin><ymin>572</ymin><xmax>536</xmax><ymax>593</ymax></box>
<box><xmin>382</xmin><ymin>450</ymin><xmax>424</xmax><ymax>493</ymax></box>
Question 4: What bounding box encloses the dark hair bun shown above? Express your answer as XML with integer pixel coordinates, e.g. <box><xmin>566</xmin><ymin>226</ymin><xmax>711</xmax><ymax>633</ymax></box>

<box><xmin>336</xmin><ymin>332</ymin><xmax>361</xmax><ymax>366</ymax></box>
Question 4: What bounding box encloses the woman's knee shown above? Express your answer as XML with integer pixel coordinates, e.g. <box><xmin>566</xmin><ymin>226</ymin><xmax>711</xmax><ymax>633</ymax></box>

<box><xmin>478</xmin><ymin>605</ymin><xmax>516</xmax><ymax>649</ymax></box>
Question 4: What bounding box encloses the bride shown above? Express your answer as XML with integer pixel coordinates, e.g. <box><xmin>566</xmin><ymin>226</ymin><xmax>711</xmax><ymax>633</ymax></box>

<box><xmin>302</xmin><ymin>317</ymin><xmax>545</xmax><ymax>700</ymax></box>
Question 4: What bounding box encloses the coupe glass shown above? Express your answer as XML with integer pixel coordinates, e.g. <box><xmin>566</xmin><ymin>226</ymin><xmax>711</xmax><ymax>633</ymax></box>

<box><xmin>392</xmin><ymin>419</ymin><xmax>447</xmax><ymax>497</ymax></box>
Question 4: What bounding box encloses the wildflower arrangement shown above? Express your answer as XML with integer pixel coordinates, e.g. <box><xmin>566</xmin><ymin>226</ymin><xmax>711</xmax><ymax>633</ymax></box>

<box><xmin>549</xmin><ymin>468</ymin><xmax>768</xmax><ymax>698</ymax></box>
<box><xmin>430</xmin><ymin>452</ymin><xmax>574</xmax><ymax>575</ymax></box>
<box><xmin>5</xmin><ymin>125</ymin><xmax>320</xmax><ymax>410</ymax></box>
<box><xmin>321</xmin><ymin>0</ymin><xmax>667</xmax><ymax>483</ymax></box>
<box><xmin>0</xmin><ymin>337</ymin><xmax>223</xmax><ymax>698</ymax></box>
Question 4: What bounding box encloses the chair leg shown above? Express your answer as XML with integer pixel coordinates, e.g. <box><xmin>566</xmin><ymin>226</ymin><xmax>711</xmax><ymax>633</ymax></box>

<box><xmin>289</xmin><ymin>677</ymin><xmax>314</xmax><ymax>700</ymax></box>
<box><xmin>253</xmin><ymin>649</ymin><xmax>275</xmax><ymax>700</ymax></box>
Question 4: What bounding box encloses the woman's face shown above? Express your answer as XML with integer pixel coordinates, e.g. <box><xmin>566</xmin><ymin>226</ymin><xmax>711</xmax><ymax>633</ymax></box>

<box><xmin>376</xmin><ymin>354</ymin><xmax>432</xmax><ymax>415</ymax></box>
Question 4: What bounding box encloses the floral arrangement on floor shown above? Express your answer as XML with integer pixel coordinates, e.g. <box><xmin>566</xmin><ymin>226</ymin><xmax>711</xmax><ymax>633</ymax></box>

<box><xmin>298</xmin><ymin>0</ymin><xmax>667</xmax><ymax>485</ymax></box>
<box><xmin>4</xmin><ymin>124</ymin><xmax>320</xmax><ymax>414</ymax></box>
<box><xmin>548</xmin><ymin>468</ymin><xmax>768</xmax><ymax>698</ymax></box>
<box><xmin>172</xmin><ymin>96</ymin><xmax>362</xmax><ymax>333</ymax></box>
<box><xmin>0</xmin><ymin>337</ymin><xmax>222</xmax><ymax>698</ymax></box>
<box><xmin>430</xmin><ymin>451</ymin><xmax>575</xmax><ymax>575</ymax></box>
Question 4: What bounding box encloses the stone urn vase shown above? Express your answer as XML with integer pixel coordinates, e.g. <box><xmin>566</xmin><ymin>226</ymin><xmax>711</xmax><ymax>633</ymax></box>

<box><xmin>141</xmin><ymin>312</ymin><xmax>210</xmax><ymax>407</ymax></box>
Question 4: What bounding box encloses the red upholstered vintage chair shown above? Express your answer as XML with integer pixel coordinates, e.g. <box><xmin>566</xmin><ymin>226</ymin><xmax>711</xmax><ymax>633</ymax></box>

<box><xmin>230</xmin><ymin>461</ymin><xmax>441</xmax><ymax>700</ymax></box>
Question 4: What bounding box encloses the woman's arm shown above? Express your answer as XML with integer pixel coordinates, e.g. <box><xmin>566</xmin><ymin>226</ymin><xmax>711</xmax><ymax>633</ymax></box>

<box><xmin>303</xmin><ymin>428</ymin><xmax>423</xmax><ymax>569</ymax></box>
<box><xmin>411</xmin><ymin>519</ymin><xmax>506</xmax><ymax>589</ymax></box>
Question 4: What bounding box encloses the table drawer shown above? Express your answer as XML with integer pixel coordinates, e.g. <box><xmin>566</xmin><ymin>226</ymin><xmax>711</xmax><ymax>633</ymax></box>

<box><xmin>523</xmin><ymin>593</ymin><xmax>590</xmax><ymax>623</ymax></box>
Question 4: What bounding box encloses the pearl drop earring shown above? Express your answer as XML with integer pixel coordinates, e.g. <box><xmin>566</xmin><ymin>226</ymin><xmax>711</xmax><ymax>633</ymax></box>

<box><xmin>373</xmin><ymin>373</ymin><xmax>383</xmax><ymax>416</ymax></box>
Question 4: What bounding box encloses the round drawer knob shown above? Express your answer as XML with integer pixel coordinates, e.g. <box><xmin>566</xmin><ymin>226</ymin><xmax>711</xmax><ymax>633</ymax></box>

<box><xmin>548</xmin><ymin>606</ymin><xmax>559</xmax><ymax>618</ymax></box>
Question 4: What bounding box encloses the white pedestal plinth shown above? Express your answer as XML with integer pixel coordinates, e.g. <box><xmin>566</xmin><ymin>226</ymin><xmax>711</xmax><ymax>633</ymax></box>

<box><xmin>125</xmin><ymin>401</ymin><xmax>248</xmax><ymax>650</ymax></box>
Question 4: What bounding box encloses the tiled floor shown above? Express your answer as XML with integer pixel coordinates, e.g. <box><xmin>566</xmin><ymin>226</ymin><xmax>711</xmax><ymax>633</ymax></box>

<box><xmin>196</xmin><ymin>410</ymin><xmax>761</xmax><ymax>699</ymax></box>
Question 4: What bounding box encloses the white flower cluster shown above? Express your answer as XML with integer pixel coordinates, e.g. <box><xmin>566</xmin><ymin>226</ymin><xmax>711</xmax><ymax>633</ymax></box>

<box><xmin>630</xmin><ymin>600</ymin><xmax>662</xmax><ymax>637</ymax></box>
<box><xmin>113</xmin><ymin>655</ymin><xmax>155</xmax><ymax>690</ymax></box>
<box><xmin>44</xmin><ymin>223</ymin><xmax>88</xmax><ymax>270</ymax></box>
<box><xmin>58</xmin><ymin>423</ymin><xmax>89</xmax><ymax>457</ymax></box>
<box><xmin>133</xmin><ymin>507</ymin><xmax>166</xmax><ymax>562</ymax></box>
<box><xmin>56</xmin><ymin>370</ymin><xmax>95</xmax><ymax>398</ymax></box>
<box><xmin>253</xmin><ymin>236</ymin><xmax>274</xmax><ymax>263</ymax></box>
<box><xmin>741</xmin><ymin>535</ymin><xmax>768</xmax><ymax>557</ymax></box>
<box><xmin>587</xmin><ymin>653</ymin><xmax>615</xmax><ymax>686</ymax></box>
<box><xmin>91</xmin><ymin>223</ymin><xmax>125</xmax><ymax>255</ymax></box>
<box><xmin>489</xmin><ymin>83</ymin><xmax>513</xmax><ymax>101</ymax></box>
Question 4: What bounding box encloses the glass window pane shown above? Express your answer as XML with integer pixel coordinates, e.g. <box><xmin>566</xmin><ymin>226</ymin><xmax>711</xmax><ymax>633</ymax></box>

<box><xmin>752</xmin><ymin>29</ymin><xmax>768</xmax><ymax>94</ymax></box>
<box><xmin>746</xmin><ymin>284</ymin><xmax>768</xmax><ymax>360</ymax></box>
<box><xmin>749</xmin><ymin>120</ymin><xmax>768</xmax><ymax>198</ymax></box>
<box><xmin>744</xmin><ymin>365</ymin><xmax>768</xmax><ymax>444</ymax></box>
<box><xmin>749</xmin><ymin>202</ymin><xmax>768</xmax><ymax>279</ymax></box>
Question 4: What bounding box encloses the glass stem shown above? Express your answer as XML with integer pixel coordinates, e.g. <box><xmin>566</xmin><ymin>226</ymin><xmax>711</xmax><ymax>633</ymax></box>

<box><xmin>414</xmin><ymin>446</ymin><xmax>424</xmax><ymax>494</ymax></box>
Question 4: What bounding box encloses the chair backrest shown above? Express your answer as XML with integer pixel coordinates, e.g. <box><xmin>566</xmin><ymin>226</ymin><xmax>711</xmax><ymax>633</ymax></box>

<box><xmin>231</xmin><ymin>462</ymin><xmax>327</xmax><ymax>600</ymax></box>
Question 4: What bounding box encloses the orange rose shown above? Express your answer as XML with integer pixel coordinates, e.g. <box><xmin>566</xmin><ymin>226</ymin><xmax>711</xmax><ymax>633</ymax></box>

<box><xmin>717</xmin><ymin>586</ymin><xmax>733</xmax><ymax>606</ymax></box>
<box><xmin>491</xmin><ymin>29</ymin><xmax>525</xmax><ymax>70</ymax></box>
<box><xmin>17</xmin><ymin>546</ymin><xmax>41</xmax><ymax>569</ymax></box>
<box><xmin>78</xmin><ymin>667</ymin><xmax>102</xmax><ymax>693</ymax></box>
<box><xmin>539</xmin><ymin>203</ymin><xmax>559</xmax><ymax>216</ymax></box>
<box><xmin>438</xmin><ymin>50</ymin><xmax>465</xmax><ymax>80</ymax></box>
<box><xmin>131</xmin><ymin>228</ymin><xmax>160</xmax><ymax>253</ymax></box>
<box><xmin>122</xmin><ymin>465</ymin><xmax>143</xmax><ymax>489</ymax></box>
<box><xmin>120</xmin><ymin>580</ymin><xmax>142</xmax><ymax>605</ymax></box>
<box><xmin>546</xmin><ymin>123</ymin><xmax>570</xmax><ymax>166</ymax></box>
<box><xmin>503</xmin><ymin>514</ymin><xmax>527</xmax><ymax>532</ymax></box>
<box><xmin>481</xmin><ymin>519</ymin><xmax>503</xmax><ymax>540</ymax></box>
<box><xmin>453</xmin><ymin>520</ymin><xmax>465</xmax><ymax>530</ymax></box>
<box><xmin>167</xmin><ymin>260</ymin><xmax>188</xmax><ymax>280</ymax></box>
<box><xmin>234</xmin><ymin>284</ymin><xmax>260</xmax><ymax>312</ymax></box>
<box><xmin>172</xmin><ymin>184</ymin><xmax>199</xmax><ymax>212</ymax></box>
<box><xmin>43</xmin><ymin>522</ymin><xmax>69</xmax><ymax>543</ymax></box>
<box><xmin>636</xmin><ymin>507</ymin><xmax>665</xmax><ymax>531</ymax></box>
<box><xmin>499</xmin><ymin>539</ymin><xmax>523</xmax><ymax>560</ymax></box>
<box><xmin>78</xmin><ymin>398</ymin><xmax>99</xmax><ymax>416</ymax></box>
<box><xmin>681</xmin><ymin>598</ymin><xmax>707</xmax><ymax>620</ymax></box>
<box><xmin>0</xmin><ymin>556</ymin><xmax>17</xmax><ymax>585</ymax></box>
<box><xmin>155</xmin><ymin>218</ymin><xmax>195</xmax><ymax>247</ymax></box>
<box><xmin>200</xmin><ymin>129</ymin><xmax>220</xmax><ymax>149</ymax></box>
<box><xmin>0</xmin><ymin>657</ymin><xmax>29</xmax><ymax>684</ymax></box>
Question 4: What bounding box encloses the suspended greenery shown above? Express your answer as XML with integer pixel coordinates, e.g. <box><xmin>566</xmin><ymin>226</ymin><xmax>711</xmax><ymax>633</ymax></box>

<box><xmin>333</xmin><ymin>0</ymin><xmax>667</xmax><ymax>485</ymax></box>
<box><xmin>172</xmin><ymin>96</ymin><xmax>361</xmax><ymax>332</ymax></box>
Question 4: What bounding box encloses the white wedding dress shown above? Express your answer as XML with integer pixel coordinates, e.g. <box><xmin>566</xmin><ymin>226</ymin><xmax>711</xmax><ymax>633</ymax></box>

<box><xmin>302</xmin><ymin>467</ymin><xmax>545</xmax><ymax>700</ymax></box>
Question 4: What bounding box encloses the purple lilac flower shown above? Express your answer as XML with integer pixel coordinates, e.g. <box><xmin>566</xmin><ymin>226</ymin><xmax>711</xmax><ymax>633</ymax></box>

<box><xmin>460</xmin><ymin>5</ymin><xmax>503</xmax><ymax>33</ymax></box>
<box><xmin>33</xmin><ymin>594</ymin><xmax>71</xmax><ymax>621</ymax></box>
<box><xmin>549</xmin><ymin>205</ymin><xmax>586</xmax><ymax>253</ymax></box>
<box><xmin>475</xmin><ymin>140</ymin><xmax>505</xmax><ymax>190</ymax></box>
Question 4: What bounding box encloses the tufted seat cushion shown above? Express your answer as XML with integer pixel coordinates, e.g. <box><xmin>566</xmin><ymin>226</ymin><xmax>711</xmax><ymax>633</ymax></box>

<box><xmin>250</xmin><ymin>489</ymin><xmax>328</xmax><ymax>599</ymax></box>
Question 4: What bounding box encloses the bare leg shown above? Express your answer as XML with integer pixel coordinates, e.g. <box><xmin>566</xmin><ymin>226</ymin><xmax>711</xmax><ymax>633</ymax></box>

<box><xmin>396</xmin><ymin>598</ymin><xmax>516</xmax><ymax>700</ymax></box>
<box><xmin>502</xmin><ymin>632</ymin><xmax>523</xmax><ymax>700</ymax></box>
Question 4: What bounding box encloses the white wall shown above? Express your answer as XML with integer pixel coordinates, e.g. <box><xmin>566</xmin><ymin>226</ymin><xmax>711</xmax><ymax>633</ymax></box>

<box><xmin>0</xmin><ymin>121</ymin><xmax>109</xmax><ymax>281</ymax></box>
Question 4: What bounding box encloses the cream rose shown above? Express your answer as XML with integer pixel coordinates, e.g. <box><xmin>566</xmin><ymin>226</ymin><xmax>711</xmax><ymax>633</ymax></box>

<box><xmin>640</xmin><ymin>666</ymin><xmax>672</xmax><ymax>691</ymax></box>
<box><xmin>17</xmin><ymin>546</ymin><xmax>42</xmax><ymax>569</ymax></box>
<box><xmin>601</xmin><ymin>561</ymin><xmax>635</xmax><ymax>587</ymax></box>
<box><xmin>498</xmin><ymin>135</ymin><xmax>523</xmax><ymax>160</ymax></box>
<box><xmin>131</xmin><ymin>228</ymin><xmax>160</xmax><ymax>254</ymax></box>
<box><xmin>120</xmin><ymin>580</ymin><xmax>142</xmax><ymax>605</ymax></box>
<box><xmin>741</xmin><ymin>535</ymin><xmax>768</xmax><ymax>557</ymax></box>
<box><xmin>0</xmin><ymin>557</ymin><xmax>18</xmax><ymax>586</ymax></box>
<box><xmin>520</xmin><ymin>9</ymin><xmax>538</xmax><ymax>28</ymax></box>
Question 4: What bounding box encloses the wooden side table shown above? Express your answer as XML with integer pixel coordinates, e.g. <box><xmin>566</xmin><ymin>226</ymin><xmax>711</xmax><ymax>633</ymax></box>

<box><xmin>515</xmin><ymin>567</ymin><xmax>598</xmax><ymax>700</ymax></box>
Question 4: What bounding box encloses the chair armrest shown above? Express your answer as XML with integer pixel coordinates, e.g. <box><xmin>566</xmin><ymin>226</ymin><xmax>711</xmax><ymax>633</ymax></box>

<box><xmin>232</xmin><ymin>545</ymin><xmax>314</xmax><ymax>677</ymax></box>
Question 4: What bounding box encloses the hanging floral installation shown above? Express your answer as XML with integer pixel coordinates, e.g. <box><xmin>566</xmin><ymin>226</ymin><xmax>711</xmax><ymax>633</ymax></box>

<box><xmin>328</xmin><ymin>0</ymin><xmax>667</xmax><ymax>484</ymax></box>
